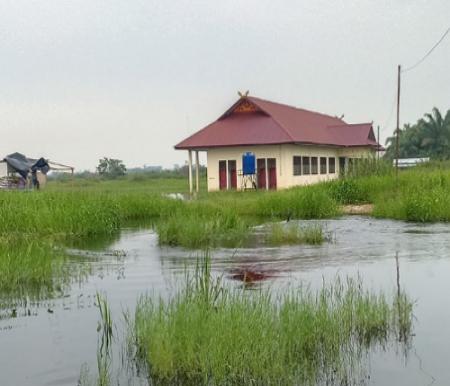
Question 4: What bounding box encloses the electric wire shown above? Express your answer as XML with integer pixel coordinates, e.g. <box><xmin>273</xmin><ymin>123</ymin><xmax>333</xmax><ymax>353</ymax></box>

<box><xmin>402</xmin><ymin>27</ymin><xmax>450</xmax><ymax>73</ymax></box>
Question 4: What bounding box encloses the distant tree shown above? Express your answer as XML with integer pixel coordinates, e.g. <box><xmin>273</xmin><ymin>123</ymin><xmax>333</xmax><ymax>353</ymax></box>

<box><xmin>384</xmin><ymin>107</ymin><xmax>450</xmax><ymax>160</ymax></box>
<box><xmin>420</xmin><ymin>108</ymin><xmax>450</xmax><ymax>157</ymax></box>
<box><xmin>96</xmin><ymin>157</ymin><xmax>127</xmax><ymax>178</ymax></box>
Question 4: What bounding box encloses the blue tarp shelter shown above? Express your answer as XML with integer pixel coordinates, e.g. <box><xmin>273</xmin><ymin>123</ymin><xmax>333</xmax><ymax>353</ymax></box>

<box><xmin>3</xmin><ymin>152</ymin><xmax>50</xmax><ymax>179</ymax></box>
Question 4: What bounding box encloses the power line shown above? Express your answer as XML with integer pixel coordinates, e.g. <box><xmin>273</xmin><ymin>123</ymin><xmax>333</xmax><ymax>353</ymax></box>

<box><xmin>380</xmin><ymin>27</ymin><xmax>449</xmax><ymax>140</ymax></box>
<box><xmin>402</xmin><ymin>27</ymin><xmax>450</xmax><ymax>73</ymax></box>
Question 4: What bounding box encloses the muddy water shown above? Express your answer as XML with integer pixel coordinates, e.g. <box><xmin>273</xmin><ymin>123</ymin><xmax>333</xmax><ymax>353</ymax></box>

<box><xmin>1</xmin><ymin>216</ymin><xmax>450</xmax><ymax>385</ymax></box>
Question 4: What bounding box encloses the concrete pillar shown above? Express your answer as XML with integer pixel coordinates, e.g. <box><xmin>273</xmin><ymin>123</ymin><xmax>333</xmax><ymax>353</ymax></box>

<box><xmin>195</xmin><ymin>151</ymin><xmax>200</xmax><ymax>193</ymax></box>
<box><xmin>188</xmin><ymin>150</ymin><xmax>193</xmax><ymax>194</ymax></box>
<box><xmin>265</xmin><ymin>159</ymin><xmax>268</xmax><ymax>190</ymax></box>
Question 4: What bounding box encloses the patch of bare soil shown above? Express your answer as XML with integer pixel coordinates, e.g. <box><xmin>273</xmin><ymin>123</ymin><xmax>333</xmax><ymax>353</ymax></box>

<box><xmin>342</xmin><ymin>204</ymin><xmax>374</xmax><ymax>215</ymax></box>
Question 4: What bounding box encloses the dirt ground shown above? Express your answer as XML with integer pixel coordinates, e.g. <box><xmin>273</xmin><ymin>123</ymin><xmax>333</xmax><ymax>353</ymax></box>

<box><xmin>341</xmin><ymin>204</ymin><xmax>374</xmax><ymax>215</ymax></box>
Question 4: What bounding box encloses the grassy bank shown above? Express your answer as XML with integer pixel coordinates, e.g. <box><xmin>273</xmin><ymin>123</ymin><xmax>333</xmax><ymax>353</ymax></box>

<box><xmin>0</xmin><ymin>190</ymin><xmax>184</xmax><ymax>238</ymax></box>
<box><xmin>3</xmin><ymin>163</ymin><xmax>450</xmax><ymax>249</ymax></box>
<box><xmin>47</xmin><ymin>175</ymin><xmax>204</xmax><ymax>194</ymax></box>
<box><xmin>0</xmin><ymin>181</ymin><xmax>339</xmax><ymax>246</ymax></box>
<box><xmin>130</xmin><ymin>256</ymin><xmax>413</xmax><ymax>385</ymax></box>
<box><xmin>331</xmin><ymin>165</ymin><xmax>450</xmax><ymax>222</ymax></box>
<box><xmin>0</xmin><ymin>182</ymin><xmax>338</xmax><ymax>303</ymax></box>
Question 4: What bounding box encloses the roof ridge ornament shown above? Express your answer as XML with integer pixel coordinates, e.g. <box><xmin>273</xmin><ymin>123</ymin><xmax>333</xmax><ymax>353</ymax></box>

<box><xmin>238</xmin><ymin>90</ymin><xmax>249</xmax><ymax>98</ymax></box>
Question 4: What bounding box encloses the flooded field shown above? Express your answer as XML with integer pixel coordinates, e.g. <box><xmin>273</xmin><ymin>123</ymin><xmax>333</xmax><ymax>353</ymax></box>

<box><xmin>1</xmin><ymin>216</ymin><xmax>449</xmax><ymax>385</ymax></box>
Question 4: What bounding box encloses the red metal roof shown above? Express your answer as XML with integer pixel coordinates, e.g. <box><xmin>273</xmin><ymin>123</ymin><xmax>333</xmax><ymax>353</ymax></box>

<box><xmin>175</xmin><ymin>96</ymin><xmax>381</xmax><ymax>150</ymax></box>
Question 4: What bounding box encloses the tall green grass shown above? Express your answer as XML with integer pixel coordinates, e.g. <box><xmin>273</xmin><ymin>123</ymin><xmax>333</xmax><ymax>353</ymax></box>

<box><xmin>47</xmin><ymin>175</ymin><xmax>204</xmax><ymax>195</ymax></box>
<box><xmin>372</xmin><ymin>168</ymin><xmax>450</xmax><ymax>222</ymax></box>
<box><xmin>78</xmin><ymin>293</ymin><xmax>113</xmax><ymax>386</ymax></box>
<box><xmin>0</xmin><ymin>191</ymin><xmax>120</xmax><ymax>237</ymax></box>
<box><xmin>266</xmin><ymin>222</ymin><xmax>326</xmax><ymax>245</ymax></box>
<box><xmin>156</xmin><ymin>209</ymin><xmax>249</xmax><ymax>249</ymax></box>
<box><xmin>3</xmin><ymin>163</ymin><xmax>450</xmax><ymax>250</ymax></box>
<box><xmin>0</xmin><ymin>190</ymin><xmax>183</xmax><ymax>238</ymax></box>
<box><xmin>0</xmin><ymin>237</ymin><xmax>85</xmax><ymax>308</ymax></box>
<box><xmin>254</xmin><ymin>185</ymin><xmax>339</xmax><ymax>219</ymax></box>
<box><xmin>130</xmin><ymin>255</ymin><xmax>413</xmax><ymax>385</ymax></box>
<box><xmin>0</xmin><ymin>182</ymin><xmax>340</xmax><ymax>248</ymax></box>
<box><xmin>326</xmin><ymin>164</ymin><xmax>450</xmax><ymax>222</ymax></box>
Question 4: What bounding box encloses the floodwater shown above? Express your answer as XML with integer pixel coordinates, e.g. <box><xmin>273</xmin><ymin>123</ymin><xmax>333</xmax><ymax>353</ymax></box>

<box><xmin>1</xmin><ymin>216</ymin><xmax>450</xmax><ymax>385</ymax></box>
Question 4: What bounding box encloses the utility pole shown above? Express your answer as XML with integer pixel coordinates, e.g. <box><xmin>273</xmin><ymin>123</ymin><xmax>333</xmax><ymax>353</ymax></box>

<box><xmin>377</xmin><ymin>125</ymin><xmax>380</xmax><ymax>161</ymax></box>
<box><xmin>395</xmin><ymin>65</ymin><xmax>401</xmax><ymax>177</ymax></box>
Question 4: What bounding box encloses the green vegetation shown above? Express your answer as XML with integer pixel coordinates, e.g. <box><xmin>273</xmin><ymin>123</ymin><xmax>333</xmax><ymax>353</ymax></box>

<box><xmin>0</xmin><ymin>178</ymin><xmax>339</xmax><ymax>250</ymax></box>
<box><xmin>4</xmin><ymin>162</ymin><xmax>450</xmax><ymax>243</ymax></box>
<box><xmin>153</xmin><ymin>185</ymin><xmax>339</xmax><ymax>248</ymax></box>
<box><xmin>96</xmin><ymin>157</ymin><xmax>127</xmax><ymax>178</ymax></box>
<box><xmin>4</xmin><ymin>162</ymin><xmax>450</xmax><ymax>252</ymax></box>
<box><xmin>1</xmin><ymin>160</ymin><xmax>450</xmax><ymax>310</ymax></box>
<box><xmin>129</xmin><ymin>255</ymin><xmax>413</xmax><ymax>385</ymax></box>
<box><xmin>156</xmin><ymin>209</ymin><xmax>249</xmax><ymax>249</ymax></box>
<box><xmin>0</xmin><ymin>190</ymin><xmax>184</xmax><ymax>238</ymax></box>
<box><xmin>384</xmin><ymin>107</ymin><xmax>450</xmax><ymax>160</ymax></box>
<box><xmin>266</xmin><ymin>222</ymin><xmax>326</xmax><ymax>245</ymax></box>
<box><xmin>372</xmin><ymin>169</ymin><xmax>450</xmax><ymax>222</ymax></box>
<box><xmin>96</xmin><ymin>292</ymin><xmax>113</xmax><ymax>386</ymax></box>
<box><xmin>324</xmin><ymin>163</ymin><xmax>450</xmax><ymax>222</ymax></box>
<box><xmin>0</xmin><ymin>237</ymin><xmax>85</xmax><ymax>308</ymax></box>
<box><xmin>78</xmin><ymin>293</ymin><xmax>113</xmax><ymax>386</ymax></box>
<box><xmin>254</xmin><ymin>183</ymin><xmax>339</xmax><ymax>219</ymax></box>
<box><xmin>47</xmin><ymin>173</ymin><xmax>205</xmax><ymax>194</ymax></box>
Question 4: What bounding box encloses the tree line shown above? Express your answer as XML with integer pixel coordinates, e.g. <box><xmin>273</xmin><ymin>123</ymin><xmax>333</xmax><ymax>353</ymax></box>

<box><xmin>384</xmin><ymin>107</ymin><xmax>450</xmax><ymax>160</ymax></box>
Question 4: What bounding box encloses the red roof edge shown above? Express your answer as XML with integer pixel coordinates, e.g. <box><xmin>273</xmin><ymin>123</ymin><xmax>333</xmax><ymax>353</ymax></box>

<box><xmin>175</xmin><ymin>141</ymin><xmax>294</xmax><ymax>151</ymax></box>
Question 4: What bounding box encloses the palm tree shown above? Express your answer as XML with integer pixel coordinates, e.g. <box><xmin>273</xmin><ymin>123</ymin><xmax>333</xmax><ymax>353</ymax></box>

<box><xmin>383</xmin><ymin>108</ymin><xmax>450</xmax><ymax>160</ymax></box>
<box><xmin>384</xmin><ymin>124</ymin><xmax>418</xmax><ymax>159</ymax></box>
<box><xmin>420</xmin><ymin>107</ymin><xmax>450</xmax><ymax>159</ymax></box>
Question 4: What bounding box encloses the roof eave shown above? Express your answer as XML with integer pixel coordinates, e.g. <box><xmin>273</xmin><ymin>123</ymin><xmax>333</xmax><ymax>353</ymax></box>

<box><xmin>175</xmin><ymin>141</ymin><xmax>383</xmax><ymax>151</ymax></box>
<box><xmin>175</xmin><ymin>141</ymin><xmax>294</xmax><ymax>151</ymax></box>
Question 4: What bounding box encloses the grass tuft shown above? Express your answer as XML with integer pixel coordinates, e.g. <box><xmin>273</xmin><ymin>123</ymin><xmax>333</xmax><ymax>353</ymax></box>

<box><xmin>0</xmin><ymin>236</ymin><xmax>87</xmax><ymax>308</ymax></box>
<box><xmin>129</xmin><ymin>255</ymin><xmax>414</xmax><ymax>386</ymax></box>
<box><xmin>266</xmin><ymin>222</ymin><xmax>326</xmax><ymax>245</ymax></box>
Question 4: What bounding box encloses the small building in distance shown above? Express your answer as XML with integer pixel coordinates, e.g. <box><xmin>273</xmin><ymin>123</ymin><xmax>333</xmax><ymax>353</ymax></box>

<box><xmin>175</xmin><ymin>95</ymin><xmax>382</xmax><ymax>192</ymax></box>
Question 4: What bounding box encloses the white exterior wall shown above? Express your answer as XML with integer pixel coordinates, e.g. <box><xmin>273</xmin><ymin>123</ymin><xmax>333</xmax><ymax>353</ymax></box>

<box><xmin>0</xmin><ymin>162</ymin><xmax>7</xmax><ymax>178</ymax></box>
<box><xmin>205</xmin><ymin>144</ymin><xmax>375</xmax><ymax>191</ymax></box>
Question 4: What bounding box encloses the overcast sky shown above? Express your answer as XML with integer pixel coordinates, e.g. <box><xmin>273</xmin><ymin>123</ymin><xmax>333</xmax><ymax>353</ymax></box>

<box><xmin>0</xmin><ymin>0</ymin><xmax>449</xmax><ymax>170</ymax></box>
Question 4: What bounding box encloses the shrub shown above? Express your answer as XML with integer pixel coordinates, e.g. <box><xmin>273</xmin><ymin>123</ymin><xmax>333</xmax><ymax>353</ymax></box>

<box><xmin>328</xmin><ymin>179</ymin><xmax>370</xmax><ymax>204</ymax></box>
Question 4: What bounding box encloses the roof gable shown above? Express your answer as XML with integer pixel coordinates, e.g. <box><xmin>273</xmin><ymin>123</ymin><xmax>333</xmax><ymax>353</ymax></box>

<box><xmin>220</xmin><ymin>98</ymin><xmax>266</xmax><ymax>118</ymax></box>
